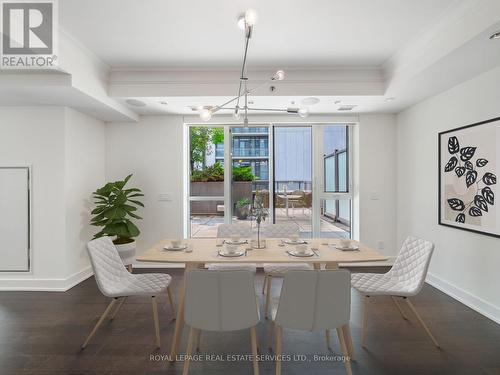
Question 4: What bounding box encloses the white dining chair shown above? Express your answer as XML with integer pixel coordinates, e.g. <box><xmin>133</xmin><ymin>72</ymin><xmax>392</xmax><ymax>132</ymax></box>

<box><xmin>82</xmin><ymin>237</ymin><xmax>176</xmax><ymax>349</ymax></box>
<box><xmin>271</xmin><ymin>269</ymin><xmax>354</xmax><ymax>375</ymax></box>
<box><xmin>262</xmin><ymin>223</ymin><xmax>312</xmax><ymax>318</ymax></box>
<box><xmin>351</xmin><ymin>236</ymin><xmax>440</xmax><ymax>348</ymax></box>
<box><xmin>207</xmin><ymin>223</ymin><xmax>257</xmax><ymax>273</ymax></box>
<box><xmin>183</xmin><ymin>269</ymin><xmax>260</xmax><ymax>375</ymax></box>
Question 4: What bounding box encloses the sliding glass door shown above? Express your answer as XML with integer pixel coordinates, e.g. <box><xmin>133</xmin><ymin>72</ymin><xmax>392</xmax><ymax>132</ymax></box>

<box><xmin>273</xmin><ymin>126</ymin><xmax>313</xmax><ymax>237</ymax></box>
<box><xmin>188</xmin><ymin>126</ymin><xmax>226</xmax><ymax>237</ymax></box>
<box><xmin>319</xmin><ymin>125</ymin><xmax>351</xmax><ymax>238</ymax></box>
<box><xmin>186</xmin><ymin>123</ymin><xmax>352</xmax><ymax>239</ymax></box>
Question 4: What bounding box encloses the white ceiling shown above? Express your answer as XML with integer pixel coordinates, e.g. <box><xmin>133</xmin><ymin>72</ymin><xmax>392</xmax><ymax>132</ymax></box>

<box><xmin>115</xmin><ymin>95</ymin><xmax>398</xmax><ymax>115</ymax></box>
<box><xmin>60</xmin><ymin>0</ymin><xmax>457</xmax><ymax>68</ymax></box>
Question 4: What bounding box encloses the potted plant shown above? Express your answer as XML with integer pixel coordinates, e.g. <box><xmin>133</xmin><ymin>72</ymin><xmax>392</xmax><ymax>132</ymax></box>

<box><xmin>90</xmin><ymin>174</ymin><xmax>144</xmax><ymax>266</ymax></box>
<box><xmin>235</xmin><ymin>198</ymin><xmax>251</xmax><ymax>220</ymax></box>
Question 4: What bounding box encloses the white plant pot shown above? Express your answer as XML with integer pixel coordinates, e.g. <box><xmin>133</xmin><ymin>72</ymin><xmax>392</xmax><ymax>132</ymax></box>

<box><xmin>114</xmin><ymin>240</ymin><xmax>136</xmax><ymax>266</ymax></box>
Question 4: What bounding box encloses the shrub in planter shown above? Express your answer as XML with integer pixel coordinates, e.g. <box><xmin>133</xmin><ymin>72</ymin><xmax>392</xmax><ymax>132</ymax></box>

<box><xmin>236</xmin><ymin>198</ymin><xmax>251</xmax><ymax>220</ymax></box>
<box><xmin>190</xmin><ymin>162</ymin><xmax>224</xmax><ymax>182</ymax></box>
<box><xmin>232</xmin><ymin>166</ymin><xmax>255</xmax><ymax>181</ymax></box>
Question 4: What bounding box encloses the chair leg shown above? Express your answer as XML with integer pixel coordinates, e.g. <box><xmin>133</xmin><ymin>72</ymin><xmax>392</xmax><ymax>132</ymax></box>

<box><xmin>336</xmin><ymin>327</ymin><xmax>353</xmax><ymax>375</ymax></box>
<box><xmin>405</xmin><ymin>298</ymin><xmax>440</xmax><ymax>348</ymax></box>
<box><xmin>325</xmin><ymin>329</ymin><xmax>332</xmax><ymax>351</ymax></box>
<box><xmin>265</xmin><ymin>276</ymin><xmax>273</xmax><ymax>319</ymax></box>
<box><xmin>195</xmin><ymin>329</ymin><xmax>201</xmax><ymax>351</ymax></box>
<box><xmin>82</xmin><ymin>298</ymin><xmax>117</xmax><ymax>349</ymax></box>
<box><xmin>152</xmin><ymin>296</ymin><xmax>161</xmax><ymax>348</ymax></box>
<box><xmin>342</xmin><ymin>325</ymin><xmax>355</xmax><ymax>360</ymax></box>
<box><xmin>391</xmin><ymin>296</ymin><xmax>408</xmax><ymax>320</ymax></box>
<box><xmin>250</xmin><ymin>326</ymin><xmax>260</xmax><ymax>375</ymax></box>
<box><xmin>268</xmin><ymin>320</ymin><xmax>275</xmax><ymax>350</ymax></box>
<box><xmin>167</xmin><ymin>286</ymin><xmax>176</xmax><ymax>320</ymax></box>
<box><xmin>109</xmin><ymin>297</ymin><xmax>127</xmax><ymax>321</ymax></box>
<box><xmin>262</xmin><ymin>275</ymin><xmax>268</xmax><ymax>295</ymax></box>
<box><xmin>275</xmin><ymin>325</ymin><xmax>283</xmax><ymax>375</ymax></box>
<box><xmin>183</xmin><ymin>327</ymin><xmax>196</xmax><ymax>375</ymax></box>
<box><xmin>361</xmin><ymin>295</ymin><xmax>369</xmax><ymax>347</ymax></box>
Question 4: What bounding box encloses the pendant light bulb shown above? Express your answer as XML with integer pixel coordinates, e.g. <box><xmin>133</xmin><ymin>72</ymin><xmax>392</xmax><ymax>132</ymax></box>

<box><xmin>272</xmin><ymin>70</ymin><xmax>285</xmax><ymax>81</ymax></box>
<box><xmin>298</xmin><ymin>107</ymin><xmax>309</xmax><ymax>118</ymax></box>
<box><xmin>199</xmin><ymin>108</ymin><xmax>212</xmax><ymax>121</ymax></box>
<box><xmin>244</xmin><ymin>9</ymin><xmax>258</xmax><ymax>26</ymax></box>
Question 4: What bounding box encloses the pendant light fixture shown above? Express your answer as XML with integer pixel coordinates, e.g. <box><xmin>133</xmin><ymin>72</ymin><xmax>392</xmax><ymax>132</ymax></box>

<box><xmin>197</xmin><ymin>9</ymin><xmax>309</xmax><ymax>125</ymax></box>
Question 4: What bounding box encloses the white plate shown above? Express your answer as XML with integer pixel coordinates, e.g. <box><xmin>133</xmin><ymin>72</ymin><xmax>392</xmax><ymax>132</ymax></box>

<box><xmin>282</xmin><ymin>239</ymin><xmax>307</xmax><ymax>245</ymax></box>
<box><xmin>287</xmin><ymin>249</ymin><xmax>315</xmax><ymax>257</ymax></box>
<box><xmin>218</xmin><ymin>250</ymin><xmax>246</xmax><ymax>258</ymax></box>
<box><xmin>164</xmin><ymin>245</ymin><xmax>187</xmax><ymax>251</ymax></box>
<box><xmin>334</xmin><ymin>245</ymin><xmax>359</xmax><ymax>251</ymax></box>
<box><xmin>224</xmin><ymin>239</ymin><xmax>248</xmax><ymax>245</ymax></box>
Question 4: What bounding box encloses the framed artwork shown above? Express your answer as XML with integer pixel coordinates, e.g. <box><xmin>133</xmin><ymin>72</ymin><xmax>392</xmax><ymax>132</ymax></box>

<box><xmin>439</xmin><ymin>117</ymin><xmax>500</xmax><ymax>238</ymax></box>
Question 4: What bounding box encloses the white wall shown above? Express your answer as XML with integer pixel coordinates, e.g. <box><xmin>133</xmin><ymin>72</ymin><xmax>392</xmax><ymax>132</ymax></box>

<box><xmin>0</xmin><ymin>107</ymin><xmax>67</xmax><ymax>282</ymax></box>
<box><xmin>106</xmin><ymin>116</ymin><xmax>185</xmax><ymax>260</ymax></box>
<box><xmin>358</xmin><ymin>114</ymin><xmax>398</xmax><ymax>255</ymax></box>
<box><xmin>397</xmin><ymin>65</ymin><xmax>500</xmax><ymax>323</ymax></box>
<box><xmin>0</xmin><ymin>106</ymin><xmax>105</xmax><ymax>290</ymax></box>
<box><xmin>64</xmin><ymin>108</ymin><xmax>106</xmax><ymax>276</ymax></box>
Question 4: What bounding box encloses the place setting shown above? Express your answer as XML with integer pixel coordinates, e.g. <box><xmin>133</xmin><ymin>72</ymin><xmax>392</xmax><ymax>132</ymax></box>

<box><xmin>217</xmin><ymin>243</ymin><xmax>247</xmax><ymax>258</ymax></box>
<box><xmin>163</xmin><ymin>239</ymin><xmax>193</xmax><ymax>253</ymax></box>
<box><xmin>286</xmin><ymin>243</ymin><xmax>318</xmax><ymax>258</ymax></box>
<box><xmin>332</xmin><ymin>239</ymin><xmax>360</xmax><ymax>252</ymax></box>
<box><xmin>279</xmin><ymin>234</ymin><xmax>308</xmax><ymax>246</ymax></box>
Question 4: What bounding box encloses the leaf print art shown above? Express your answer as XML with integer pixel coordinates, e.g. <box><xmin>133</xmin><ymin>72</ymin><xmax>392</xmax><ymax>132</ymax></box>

<box><xmin>444</xmin><ymin>136</ymin><xmax>496</xmax><ymax>224</ymax></box>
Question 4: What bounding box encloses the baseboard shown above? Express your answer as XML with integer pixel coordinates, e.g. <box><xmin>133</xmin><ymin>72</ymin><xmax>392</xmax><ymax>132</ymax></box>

<box><xmin>0</xmin><ymin>266</ymin><xmax>93</xmax><ymax>292</ymax></box>
<box><xmin>426</xmin><ymin>272</ymin><xmax>500</xmax><ymax>325</ymax></box>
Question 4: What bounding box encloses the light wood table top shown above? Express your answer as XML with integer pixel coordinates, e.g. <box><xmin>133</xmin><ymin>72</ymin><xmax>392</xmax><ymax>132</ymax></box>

<box><xmin>137</xmin><ymin>238</ymin><xmax>388</xmax><ymax>264</ymax></box>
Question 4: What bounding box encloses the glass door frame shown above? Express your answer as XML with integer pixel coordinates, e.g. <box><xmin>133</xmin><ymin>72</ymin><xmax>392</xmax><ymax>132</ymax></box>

<box><xmin>184</xmin><ymin>122</ymin><xmax>355</xmax><ymax>238</ymax></box>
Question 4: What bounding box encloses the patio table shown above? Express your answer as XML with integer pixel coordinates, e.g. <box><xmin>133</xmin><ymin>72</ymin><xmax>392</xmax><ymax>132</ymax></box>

<box><xmin>277</xmin><ymin>194</ymin><xmax>302</xmax><ymax>217</ymax></box>
<box><xmin>137</xmin><ymin>237</ymin><xmax>387</xmax><ymax>361</ymax></box>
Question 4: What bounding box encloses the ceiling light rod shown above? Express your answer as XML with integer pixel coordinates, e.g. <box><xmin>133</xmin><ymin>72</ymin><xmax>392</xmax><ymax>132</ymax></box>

<box><xmin>198</xmin><ymin>9</ymin><xmax>307</xmax><ymax>123</ymax></box>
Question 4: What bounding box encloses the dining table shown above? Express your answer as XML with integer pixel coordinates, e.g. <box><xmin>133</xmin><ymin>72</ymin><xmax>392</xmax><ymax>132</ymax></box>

<box><xmin>136</xmin><ymin>237</ymin><xmax>388</xmax><ymax>361</ymax></box>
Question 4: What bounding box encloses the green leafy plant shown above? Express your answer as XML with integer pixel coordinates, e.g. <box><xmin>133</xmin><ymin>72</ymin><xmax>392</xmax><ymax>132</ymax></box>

<box><xmin>190</xmin><ymin>127</ymin><xmax>224</xmax><ymax>170</ymax></box>
<box><xmin>232</xmin><ymin>166</ymin><xmax>255</xmax><ymax>181</ymax></box>
<box><xmin>90</xmin><ymin>174</ymin><xmax>144</xmax><ymax>244</ymax></box>
<box><xmin>236</xmin><ymin>198</ymin><xmax>251</xmax><ymax>208</ymax></box>
<box><xmin>190</xmin><ymin>162</ymin><xmax>224</xmax><ymax>182</ymax></box>
<box><xmin>235</xmin><ymin>198</ymin><xmax>252</xmax><ymax>220</ymax></box>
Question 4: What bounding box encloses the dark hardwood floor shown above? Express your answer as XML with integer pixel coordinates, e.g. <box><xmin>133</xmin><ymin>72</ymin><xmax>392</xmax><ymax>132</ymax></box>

<box><xmin>1</xmin><ymin>268</ymin><xmax>500</xmax><ymax>375</ymax></box>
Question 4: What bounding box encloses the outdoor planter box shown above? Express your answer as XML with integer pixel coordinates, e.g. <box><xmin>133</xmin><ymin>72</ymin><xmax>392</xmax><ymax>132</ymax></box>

<box><xmin>190</xmin><ymin>181</ymin><xmax>253</xmax><ymax>215</ymax></box>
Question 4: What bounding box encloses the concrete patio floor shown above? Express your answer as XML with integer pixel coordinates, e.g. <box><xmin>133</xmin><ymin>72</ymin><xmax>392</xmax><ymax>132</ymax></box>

<box><xmin>190</xmin><ymin>207</ymin><xmax>350</xmax><ymax>238</ymax></box>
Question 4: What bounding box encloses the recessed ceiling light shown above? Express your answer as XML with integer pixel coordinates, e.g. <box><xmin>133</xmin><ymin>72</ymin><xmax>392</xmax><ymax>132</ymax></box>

<box><xmin>126</xmin><ymin>99</ymin><xmax>146</xmax><ymax>107</ymax></box>
<box><xmin>384</xmin><ymin>97</ymin><xmax>395</xmax><ymax>102</ymax></box>
<box><xmin>301</xmin><ymin>97</ymin><xmax>320</xmax><ymax>106</ymax></box>
<box><xmin>489</xmin><ymin>30</ymin><xmax>500</xmax><ymax>40</ymax></box>
<box><xmin>338</xmin><ymin>105</ymin><xmax>357</xmax><ymax>111</ymax></box>
<box><xmin>159</xmin><ymin>101</ymin><xmax>168</xmax><ymax>106</ymax></box>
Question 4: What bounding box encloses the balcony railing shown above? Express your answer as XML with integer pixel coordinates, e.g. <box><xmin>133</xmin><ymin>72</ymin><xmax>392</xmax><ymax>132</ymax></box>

<box><xmin>215</xmin><ymin>149</ymin><xmax>269</xmax><ymax>158</ymax></box>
